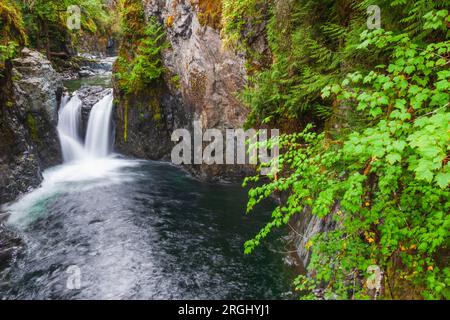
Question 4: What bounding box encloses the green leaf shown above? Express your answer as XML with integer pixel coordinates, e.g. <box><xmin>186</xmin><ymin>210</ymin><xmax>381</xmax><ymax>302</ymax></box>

<box><xmin>405</xmin><ymin>65</ymin><xmax>415</xmax><ymax>74</ymax></box>
<box><xmin>392</xmin><ymin>140</ymin><xmax>407</xmax><ymax>152</ymax></box>
<box><xmin>414</xmin><ymin>160</ymin><xmax>435</xmax><ymax>182</ymax></box>
<box><xmin>436</xmin><ymin>80</ymin><xmax>449</xmax><ymax>91</ymax></box>
<box><xmin>435</xmin><ymin>172</ymin><xmax>450</xmax><ymax>189</ymax></box>
<box><xmin>386</xmin><ymin>153</ymin><xmax>402</xmax><ymax>164</ymax></box>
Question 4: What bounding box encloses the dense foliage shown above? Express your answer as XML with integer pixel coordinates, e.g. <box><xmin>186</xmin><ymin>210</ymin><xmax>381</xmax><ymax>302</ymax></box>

<box><xmin>115</xmin><ymin>13</ymin><xmax>166</xmax><ymax>95</ymax></box>
<box><xmin>0</xmin><ymin>0</ymin><xmax>113</xmax><ymax>64</ymax></box>
<box><xmin>234</xmin><ymin>0</ymin><xmax>450</xmax><ymax>300</ymax></box>
<box><xmin>113</xmin><ymin>0</ymin><xmax>167</xmax><ymax>142</ymax></box>
<box><xmin>0</xmin><ymin>0</ymin><xmax>26</xmax><ymax>68</ymax></box>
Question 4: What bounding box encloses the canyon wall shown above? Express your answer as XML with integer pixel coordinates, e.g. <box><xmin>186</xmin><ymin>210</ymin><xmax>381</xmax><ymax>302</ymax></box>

<box><xmin>114</xmin><ymin>0</ymin><xmax>258</xmax><ymax>179</ymax></box>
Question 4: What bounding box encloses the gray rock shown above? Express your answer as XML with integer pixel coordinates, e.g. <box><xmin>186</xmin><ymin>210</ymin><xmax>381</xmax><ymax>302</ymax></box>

<box><xmin>115</xmin><ymin>0</ymin><xmax>260</xmax><ymax>180</ymax></box>
<box><xmin>290</xmin><ymin>207</ymin><xmax>337</xmax><ymax>268</ymax></box>
<box><xmin>0</xmin><ymin>48</ymin><xmax>63</xmax><ymax>205</ymax></box>
<box><xmin>77</xmin><ymin>85</ymin><xmax>112</xmax><ymax>107</ymax></box>
<box><xmin>0</xmin><ymin>224</ymin><xmax>23</xmax><ymax>270</ymax></box>
<box><xmin>76</xmin><ymin>86</ymin><xmax>113</xmax><ymax>139</ymax></box>
<box><xmin>79</xmin><ymin>68</ymin><xmax>96</xmax><ymax>78</ymax></box>
<box><xmin>79</xmin><ymin>56</ymin><xmax>116</xmax><ymax>73</ymax></box>
<box><xmin>12</xmin><ymin>48</ymin><xmax>62</xmax><ymax>125</ymax></box>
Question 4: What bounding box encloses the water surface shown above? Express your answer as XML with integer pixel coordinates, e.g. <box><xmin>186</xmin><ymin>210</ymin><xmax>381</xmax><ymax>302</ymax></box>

<box><xmin>0</xmin><ymin>158</ymin><xmax>294</xmax><ymax>300</ymax></box>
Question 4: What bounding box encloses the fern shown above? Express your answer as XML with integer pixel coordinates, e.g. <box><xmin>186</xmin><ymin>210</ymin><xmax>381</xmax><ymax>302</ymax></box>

<box><xmin>234</xmin><ymin>0</ymin><xmax>450</xmax><ymax>129</ymax></box>
<box><xmin>115</xmin><ymin>17</ymin><xmax>167</xmax><ymax>95</ymax></box>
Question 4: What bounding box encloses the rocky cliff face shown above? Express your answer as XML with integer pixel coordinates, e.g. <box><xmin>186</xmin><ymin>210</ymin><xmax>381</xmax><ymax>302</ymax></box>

<box><xmin>0</xmin><ymin>48</ymin><xmax>63</xmax><ymax>205</ymax></box>
<box><xmin>114</xmin><ymin>0</ymin><xmax>253</xmax><ymax>179</ymax></box>
<box><xmin>149</xmin><ymin>0</ymin><xmax>249</xmax><ymax>130</ymax></box>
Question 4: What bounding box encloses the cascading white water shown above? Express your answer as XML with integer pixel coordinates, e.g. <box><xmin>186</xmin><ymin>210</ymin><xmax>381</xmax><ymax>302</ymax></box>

<box><xmin>85</xmin><ymin>93</ymin><xmax>114</xmax><ymax>158</ymax></box>
<box><xmin>4</xmin><ymin>60</ymin><xmax>131</xmax><ymax>228</ymax></box>
<box><xmin>6</xmin><ymin>91</ymin><xmax>133</xmax><ymax>227</ymax></box>
<box><xmin>57</xmin><ymin>94</ymin><xmax>87</xmax><ymax>162</ymax></box>
<box><xmin>57</xmin><ymin>91</ymin><xmax>114</xmax><ymax>162</ymax></box>
<box><xmin>61</xmin><ymin>94</ymin><xmax>70</xmax><ymax>108</ymax></box>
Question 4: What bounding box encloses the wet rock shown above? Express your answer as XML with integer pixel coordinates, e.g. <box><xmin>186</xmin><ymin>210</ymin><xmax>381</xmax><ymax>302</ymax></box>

<box><xmin>77</xmin><ymin>85</ymin><xmax>112</xmax><ymax>107</ymax></box>
<box><xmin>290</xmin><ymin>206</ymin><xmax>337</xmax><ymax>268</ymax></box>
<box><xmin>79</xmin><ymin>56</ymin><xmax>116</xmax><ymax>72</ymax></box>
<box><xmin>115</xmin><ymin>85</ymin><xmax>190</xmax><ymax>161</ymax></box>
<box><xmin>78</xmin><ymin>57</ymin><xmax>115</xmax><ymax>78</ymax></box>
<box><xmin>59</xmin><ymin>55</ymin><xmax>116</xmax><ymax>81</ymax></box>
<box><xmin>79</xmin><ymin>67</ymin><xmax>96</xmax><ymax>78</ymax></box>
<box><xmin>0</xmin><ymin>48</ymin><xmax>63</xmax><ymax>205</ymax></box>
<box><xmin>76</xmin><ymin>86</ymin><xmax>113</xmax><ymax>139</ymax></box>
<box><xmin>12</xmin><ymin>48</ymin><xmax>62</xmax><ymax>125</ymax></box>
<box><xmin>0</xmin><ymin>213</ymin><xmax>8</xmax><ymax>223</ymax></box>
<box><xmin>0</xmin><ymin>225</ymin><xmax>23</xmax><ymax>270</ymax></box>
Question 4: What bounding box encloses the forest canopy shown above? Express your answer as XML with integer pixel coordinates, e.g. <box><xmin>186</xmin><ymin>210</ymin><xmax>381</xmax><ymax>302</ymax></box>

<box><xmin>0</xmin><ymin>0</ymin><xmax>115</xmax><ymax>64</ymax></box>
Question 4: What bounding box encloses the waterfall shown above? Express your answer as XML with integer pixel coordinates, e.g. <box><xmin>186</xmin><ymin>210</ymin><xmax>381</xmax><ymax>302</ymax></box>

<box><xmin>60</xmin><ymin>94</ymin><xmax>70</xmax><ymax>108</ymax></box>
<box><xmin>57</xmin><ymin>91</ymin><xmax>114</xmax><ymax>162</ymax></box>
<box><xmin>57</xmin><ymin>94</ymin><xmax>86</xmax><ymax>162</ymax></box>
<box><xmin>85</xmin><ymin>93</ymin><xmax>114</xmax><ymax>158</ymax></box>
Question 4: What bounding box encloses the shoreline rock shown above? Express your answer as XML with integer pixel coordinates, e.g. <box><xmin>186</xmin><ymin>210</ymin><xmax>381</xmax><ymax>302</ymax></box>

<box><xmin>77</xmin><ymin>86</ymin><xmax>113</xmax><ymax>140</ymax></box>
<box><xmin>0</xmin><ymin>48</ymin><xmax>63</xmax><ymax>205</ymax></box>
<box><xmin>0</xmin><ymin>223</ymin><xmax>23</xmax><ymax>271</ymax></box>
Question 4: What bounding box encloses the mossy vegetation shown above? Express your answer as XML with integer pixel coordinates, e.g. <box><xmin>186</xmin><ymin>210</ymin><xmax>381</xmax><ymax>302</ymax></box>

<box><xmin>221</xmin><ymin>0</ymin><xmax>267</xmax><ymax>49</ymax></box>
<box><xmin>1</xmin><ymin>0</ymin><xmax>115</xmax><ymax>73</ymax></box>
<box><xmin>196</xmin><ymin>0</ymin><xmax>223</xmax><ymax>29</ymax></box>
<box><xmin>114</xmin><ymin>0</ymin><xmax>167</xmax><ymax>94</ymax></box>
<box><xmin>26</xmin><ymin>113</ymin><xmax>38</xmax><ymax>141</ymax></box>
<box><xmin>115</xmin><ymin>19</ymin><xmax>167</xmax><ymax>95</ymax></box>
<box><xmin>232</xmin><ymin>0</ymin><xmax>450</xmax><ymax>300</ymax></box>
<box><xmin>166</xmin><ymin>15</ymin><xmax>174</xmax><ymax>28</ymax></box>
<box><xmin>16</xmin><ymin>0</ymin><xmax>112</xmax><ymax>57</ymax></box>
<box><xmin>169</xmin><ymin>73</ymin><xmax>181</xmax><ymax>90</ymax></box>
<box><xmin>0</xmin><ymin>0</ymin><xmax>27</xmax><ymax>45</ymax></box>
<box><xmin>0</xmin><ymin>0</ymin><xmax>26</xmax><ymax>69</ymax></box>
<box><xmin>123</xmin><ymin>99</ymin><xmax>128</xmax><ymax>142</ymax></box>
<box><xmin>113</xmin><ymin>0</ymin><xmax>168</xmax><ymax>142</ymax></box>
